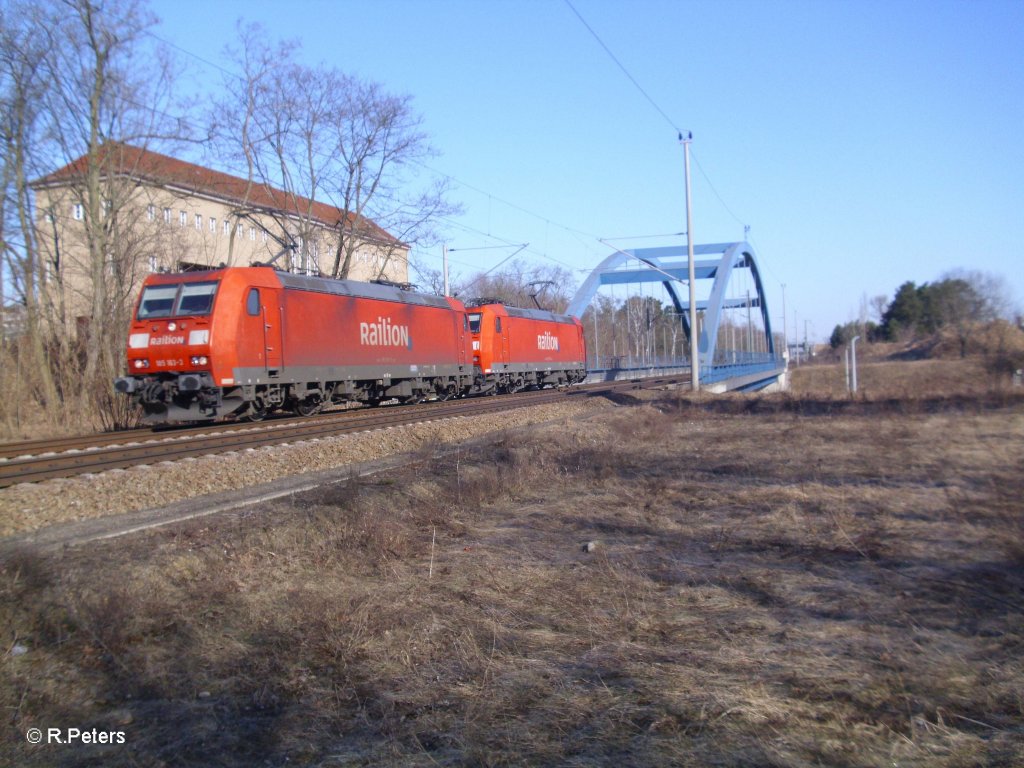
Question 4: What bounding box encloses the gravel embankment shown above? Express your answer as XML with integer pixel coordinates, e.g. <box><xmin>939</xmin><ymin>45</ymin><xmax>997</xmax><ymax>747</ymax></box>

<box><xmin>0</xmin><ymin>398</ymin><xmax>611</xmax><ymax>538</ymax></box>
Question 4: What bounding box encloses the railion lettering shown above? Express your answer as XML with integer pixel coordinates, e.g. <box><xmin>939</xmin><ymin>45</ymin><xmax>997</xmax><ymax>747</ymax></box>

<box><xmin>538</xmin><ymin>331</ymin><xmax>559</xmax><ymax>351</ymax></box>
<box><xmin>359</xmin><ymin>317</ymin><xmax>411</xmax><ymax>348</ymax></box>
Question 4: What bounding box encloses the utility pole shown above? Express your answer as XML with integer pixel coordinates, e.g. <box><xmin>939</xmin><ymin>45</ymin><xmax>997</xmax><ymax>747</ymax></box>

<box><xmin>682</xmin><ymin>132</ymin><xmax>698</xmax><ymax>391</ymax></box>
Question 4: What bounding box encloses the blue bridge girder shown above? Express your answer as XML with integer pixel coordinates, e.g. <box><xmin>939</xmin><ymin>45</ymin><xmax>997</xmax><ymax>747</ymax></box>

<box><xmin>567</xmin><ymin>241</ymin><xmax>776</xmax><ymax>376</ymax></box>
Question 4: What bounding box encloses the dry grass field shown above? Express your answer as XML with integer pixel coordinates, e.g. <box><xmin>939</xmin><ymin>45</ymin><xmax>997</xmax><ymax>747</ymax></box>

<box><xmin>2</xmin><ymin>358</ymin><xmax>1023</xmax><ymax>766</ymax></box>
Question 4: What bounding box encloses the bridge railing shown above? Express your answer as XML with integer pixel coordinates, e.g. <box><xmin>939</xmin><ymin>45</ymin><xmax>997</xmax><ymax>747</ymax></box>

<box><xmin>702</xmin><ymin>355</ymin><xmax>785</xmax><ymax>385</ymax></box>
<box><xmin>584</xmin><ymin>352</ymin><xmax>785</xmax><ymax>386</ymax></box>
<box><xmin>709</xmin><ymin>350</ymin><xmax>779</xmax><ymax>367</ymax></box>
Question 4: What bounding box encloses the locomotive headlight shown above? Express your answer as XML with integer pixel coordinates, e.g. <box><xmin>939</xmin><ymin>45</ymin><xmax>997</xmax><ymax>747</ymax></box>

<box><xmin>168</xmin><ymin>322</ymin><xmax>177</xmax><ymax>332</ymax></box>
<box><xmin>190</xmin><ymin>355</ymin><xmax>209</xmax><ymax>366</ymax></box>
<box><xmin>133</xmin><ymin>358</ymin><xmax>150</xmax><ymax>369</ymax></box>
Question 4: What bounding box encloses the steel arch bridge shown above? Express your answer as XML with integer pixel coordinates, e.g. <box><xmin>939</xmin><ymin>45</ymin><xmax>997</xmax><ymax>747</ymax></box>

<box><xmin>567</xmin><ymin>241</ymin><xmax>786</xmax><ymax>390</ymax></box>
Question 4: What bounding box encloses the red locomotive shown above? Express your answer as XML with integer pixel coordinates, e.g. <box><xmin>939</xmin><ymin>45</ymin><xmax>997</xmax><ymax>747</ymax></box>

<box><xmin>467</xmin><ymin>302</ymin><xmax>586</xmax><ymax>393</ymax></box>
<box><xmin>114</xmin><ymin>266</ymin><xmax>586</xmax><ymax>422</ymax></box>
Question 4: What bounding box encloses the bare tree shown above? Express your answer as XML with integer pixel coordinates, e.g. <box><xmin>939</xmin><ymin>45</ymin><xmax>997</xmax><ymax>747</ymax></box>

<box><xmin>456</xmin><ymin>260</ymin><xmax>575</xmax><ymax>311</ymax></box>
<box><xmin>869</xmin><ymin>294</ymin><xmax>889</xmax><ymax>324</ymax></box>
<box><xmin>211</xmin><ymin>26</ymin><xmax>340</xmax><ymax>271</ymax></box>
<box><xmin>1</xmin><ymin>0</ymin><xmax>187</xmax><ymax>429</ymax></box>
<box><xmin>0</xmin><ymin>1</ymin><xmax>62</xmax><ymax>426</ymax></box>
<box><xmin>934</xmin><ymin>269</ymin><xmax>1014</xmax><ymax>358</ymax></box>
<box><xmin>327</xmin><ymin>78</ymin><xmax>455</xmax><ymax>280</ymax></box>
<box><xmin>214</xmin><ymin>23</ymin><xmax>458</xmax><ymax>281</ymax></box>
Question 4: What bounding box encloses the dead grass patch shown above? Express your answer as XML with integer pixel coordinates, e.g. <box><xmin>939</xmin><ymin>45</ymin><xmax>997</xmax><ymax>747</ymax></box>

<box><xmin>3</xmin><ymin>362</ymin><xmax>1023</xmax><ymax>765</ymax></box>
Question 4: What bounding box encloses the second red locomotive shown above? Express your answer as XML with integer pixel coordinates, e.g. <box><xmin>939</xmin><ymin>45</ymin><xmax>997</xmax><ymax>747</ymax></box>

<box><xmin>115</xmin><ymin>266</ymin><xmax>586</xmax><ymax>422</ymax></box>
<box><xmin>468</xmin><ymin>302</ymin><xmax>586</xmax><ymax>394</ymax></box>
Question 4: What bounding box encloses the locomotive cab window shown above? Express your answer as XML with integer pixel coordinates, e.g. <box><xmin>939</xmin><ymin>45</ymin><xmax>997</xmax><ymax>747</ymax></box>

<box><xmin>177</xmin><ymin>282</ymin><xmax>218</xmax><ymax>316</ymax></box>
<box><xmin>137</xmin><ymin>285</ymin><xmax>178</xmax><ymax>319</ymax></box>
<box><xmin>468</xmin><ymin>313</ymin><xmax>481</xmax><ymax>333</ymax></box>
<box><xmin>495</xmin><ymin>317</ymin><xmax>502</xmax><ymax>333</ymax></box>
<box><xmin>246</xmin><ymin>288</ymin><xmax>261</xmax><ymax>316</ymax></box>
<box><xmin>136</xmin><ymin>281</ymin><xmax>219</xmax><ymax>320</ymax></box>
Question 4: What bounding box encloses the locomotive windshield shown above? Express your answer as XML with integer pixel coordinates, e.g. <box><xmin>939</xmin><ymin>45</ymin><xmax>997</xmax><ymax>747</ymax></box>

<box><xmin>137</xmin><ymin>281</ymin><xmax>219</xmax><ymax>319</ymax></box>
<box><xmin>468</xmin><ymin>313</ymin><xmax>481</xmax><ymax>333</ymax></box>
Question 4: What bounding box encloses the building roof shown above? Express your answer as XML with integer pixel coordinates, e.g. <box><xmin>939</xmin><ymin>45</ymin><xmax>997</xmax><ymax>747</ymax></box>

<box><xmin>33</xmin><ymin>142</ymin><xmax>402</xmax><ymax>246</ymax></box>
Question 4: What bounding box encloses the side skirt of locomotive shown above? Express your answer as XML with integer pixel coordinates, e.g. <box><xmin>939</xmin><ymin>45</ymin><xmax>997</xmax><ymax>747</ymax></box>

<box><xmin>117</xmin><ymin>363</ymin><xmax>588</xmax><ymax>423</ymax></box>
<box><xmin>471</xmin><ymin>363</ymin><xmax>588</xmax><ymax>395</ymax></box>
<box><xmin>117</xmin><ymin>365</ymin><xmax>479</xmax><ymax>423</ymax></box>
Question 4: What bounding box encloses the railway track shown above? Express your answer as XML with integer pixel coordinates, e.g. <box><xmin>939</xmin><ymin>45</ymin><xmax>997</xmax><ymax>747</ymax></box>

<box><xmin>0</xmin><ymin>403</ymin><xmax>397</xmax><ymax>461</ymax></box>
<box><xmin>0</xmin><ymin>375</ymin><xmax>687</xmax><ymax>487</ymax></box>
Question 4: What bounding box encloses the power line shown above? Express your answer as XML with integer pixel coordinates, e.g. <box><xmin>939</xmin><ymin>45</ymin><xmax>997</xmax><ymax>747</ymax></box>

<box><xmin>563</xmin><ymin>0</ymin><xmax>764</xmax><ymax>264</ymax></box>
<box><xmin>413</xmin><ymin>160</ymin><xmax>603</xmax><ymax>243</ymax></box>
<box><xmin>146</xmin><ymin>31</ymin><xmax>240</xmax><ymax>82</ymax></box>
<box><xmin>691</xmin><ymin>149</ymin><xmax>747</xmax><ymax>231</ymax></box>
<box><xmin>602</xmin><ymin>231</ymin><xmax>686</xmax><ymax>241</ymax></box>
<box><xmin>562</xmin><ymin>0</ymin><xmax>683</xmax><ymax>136</ymax></box>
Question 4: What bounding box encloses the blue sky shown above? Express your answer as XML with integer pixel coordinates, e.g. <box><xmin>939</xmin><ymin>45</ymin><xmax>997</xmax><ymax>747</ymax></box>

<box><xmin>149</xmin><ymin>0</ymin><xmax>1023</xmax><ymax>341</ymax></box>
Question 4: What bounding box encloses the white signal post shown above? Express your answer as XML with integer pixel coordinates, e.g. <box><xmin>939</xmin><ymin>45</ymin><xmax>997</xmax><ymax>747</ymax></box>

<box><xmin>850</xmin><ymin>335</ymin><xmax>861</xmax><ymax>394</ymax></box>
<box><xmin>682</xmin><ymin>132</ymin><xmax>698</xmax><ymax>391</ymax></box>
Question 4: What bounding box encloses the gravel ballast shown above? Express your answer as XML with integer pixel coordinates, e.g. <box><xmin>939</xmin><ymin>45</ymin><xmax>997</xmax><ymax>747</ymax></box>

<box><xmin>0</xmin><ymin>399</ymin><xmax>610</xmax><ymax>539</ymax></box>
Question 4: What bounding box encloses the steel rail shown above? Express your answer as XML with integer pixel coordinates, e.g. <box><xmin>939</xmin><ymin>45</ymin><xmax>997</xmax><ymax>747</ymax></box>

<box><xmin>0</xmin><ymin>403</ymin><xmax>437</xmax><ymax>460</ymax></box>
<box><xmin>0</xmin><ymin>387</ymin><xmax>565</xmax><ymax>461</ymax></box>
<box><xmin>0</xmin><ymin>375</ymin><xmax>688</xmax><ymax>487</ymax></box>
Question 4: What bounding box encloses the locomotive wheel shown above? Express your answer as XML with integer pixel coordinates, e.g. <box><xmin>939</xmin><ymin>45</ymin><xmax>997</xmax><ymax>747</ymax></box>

<box><xmin>294</xmin><ymin>397</ymin><xmax>321</xmax><ymax>417</ymax></box>
<box><xmin>246</xmin><ymin>398</ymin><xmax>268</xmax><ymax>422</ymax></box>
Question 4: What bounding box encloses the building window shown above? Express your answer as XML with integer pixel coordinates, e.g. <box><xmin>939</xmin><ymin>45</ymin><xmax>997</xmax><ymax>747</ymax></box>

<box><xmin>223</xmin><ymin>220</ymin><xmax>230</xmax><ymax>236</ymax></box>
<box><xmin>73</xmin><ymin>203</ymin><xmax>83</xmax><ymax>221</ymax></box>
<box><xmin>179</xmin><ymin>210</ymin><xmax>187</xmax><ymax>227</ymax></box>
<box><xmin>209</xmin><ymin>217</ymin><xmax>216</xmax><ymax>233</ymax></box>
<box><xmin>147</xmin><ymin>205</ymin><xmax>155</xmax><ymax>222</ymax></box>
<box><xmin>261</xmin><ymin>230</ymin><xmax>267</xmax><ymax>243</ymax></box>
<box><xmin>163</xmin><ymin>207</ymin><xmax>171</xmax><ymax>224</ymax></box>
<box><xmin>249</xmin><ymin>227</ymin><xmax>256</xmax><ymax>241</ymax></box>
<box><xmin>308</xmin><ymin>241</ymin><xmax>320</xmax><ymax>275</ymax></box>
<box><xmin>236</xmin><ymin>222</ymin><xmax>243</xmax><ymax>236</ymax></box>
<box><xmin>149</xmin><ymin>255</ymin><xmax>158</xmax><ymax>272</ymax></box>
<box><xmin>195</xmin><ymin>213</ymin><xmax>202</xmax><ymax>231</ymax></box>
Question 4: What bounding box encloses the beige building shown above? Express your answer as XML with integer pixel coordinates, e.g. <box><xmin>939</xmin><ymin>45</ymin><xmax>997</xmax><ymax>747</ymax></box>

<box><xmin>32</xmin><ymin>143</ymin><xmax>409</xmax><ymax>328</ymax></box>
